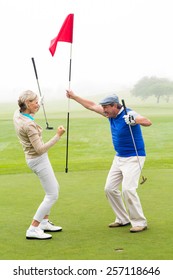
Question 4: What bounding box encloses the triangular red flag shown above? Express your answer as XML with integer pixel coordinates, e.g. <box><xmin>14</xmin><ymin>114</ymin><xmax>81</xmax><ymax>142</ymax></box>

<box><xmin>49</xmin><ymin>14</ymin><xmax>74</xmax><ymax>56</ymax></box>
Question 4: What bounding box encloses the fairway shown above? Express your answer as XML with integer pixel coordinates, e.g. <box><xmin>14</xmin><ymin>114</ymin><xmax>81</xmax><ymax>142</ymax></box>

<box><xmin>0</xmin><ymin>99</ymin><xmax>173</xmax><ymax>260</ymax></box>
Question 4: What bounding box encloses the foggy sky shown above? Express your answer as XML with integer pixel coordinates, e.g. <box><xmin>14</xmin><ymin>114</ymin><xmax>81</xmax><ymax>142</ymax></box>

<box><xmin>0</xmin><ymin>0</ymin><xmax>173</xmax><ymax>101</ymax></box>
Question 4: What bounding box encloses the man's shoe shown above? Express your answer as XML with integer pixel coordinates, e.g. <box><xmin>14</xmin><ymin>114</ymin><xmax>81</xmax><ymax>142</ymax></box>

<box><xmin>26</xmin><ymin>227</ymin><xmax>52</xmax><ymax>240</ymax></box>
<box><xmin>39</xmin><ymin>220</ymin><xmax>62</xmax><ymax>232</ymax></box>
<box><xmin>109</xmin><ymin>222</ymin><xmax>130</xmax><ymax>228</ymax></box>
<box><xmin>130</xmin><ymin>226</ymin><xmax>147</xmax><ymax>233</ymax></box>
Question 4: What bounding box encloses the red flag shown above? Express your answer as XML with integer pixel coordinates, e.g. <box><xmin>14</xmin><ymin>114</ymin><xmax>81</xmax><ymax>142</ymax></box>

<box><xmin>49</xmin><ymin>14</ymin><xmax>74</xmax><ymax>56</ymax></box>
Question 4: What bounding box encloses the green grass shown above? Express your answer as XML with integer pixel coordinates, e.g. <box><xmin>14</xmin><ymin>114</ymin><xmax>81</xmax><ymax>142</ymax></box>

<box><xmin>0</xmin><ymin>100</ymin><xmax>173</xmax><ymax>260</ymax></box>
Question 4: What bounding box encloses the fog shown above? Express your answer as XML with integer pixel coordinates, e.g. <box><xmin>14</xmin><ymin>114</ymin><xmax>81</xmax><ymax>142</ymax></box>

<box><xmin>1</xmin><ymin>0</ymin><xmax>173</xmax><ymax>102</ymax></box>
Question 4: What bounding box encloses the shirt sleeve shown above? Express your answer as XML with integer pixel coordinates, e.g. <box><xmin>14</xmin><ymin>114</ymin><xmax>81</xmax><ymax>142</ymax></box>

<box><xmin>26</xmin><ymin>122</ymin><xmax>60</xmax><ymax>155</ymax></box>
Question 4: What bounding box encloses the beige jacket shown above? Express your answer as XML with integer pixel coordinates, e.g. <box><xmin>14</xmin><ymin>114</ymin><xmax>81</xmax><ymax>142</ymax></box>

<box><xmin>13</xmin><ymin>110</ymin><xmax>59</xmax><ymax>159</ymax></box>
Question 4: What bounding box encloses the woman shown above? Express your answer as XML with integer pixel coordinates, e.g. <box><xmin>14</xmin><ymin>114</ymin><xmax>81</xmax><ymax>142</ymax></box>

<box><xmin>13</xmin><ymin>90</ymin><xmax>65</xmax><ymax>240</ymax></box>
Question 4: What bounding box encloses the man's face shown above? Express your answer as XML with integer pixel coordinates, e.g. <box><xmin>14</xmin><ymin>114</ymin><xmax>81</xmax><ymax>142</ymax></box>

<box><xmin>102</xmin><ymin>103</ymin><xmax>119</xmax><ymax>118</ymax></box>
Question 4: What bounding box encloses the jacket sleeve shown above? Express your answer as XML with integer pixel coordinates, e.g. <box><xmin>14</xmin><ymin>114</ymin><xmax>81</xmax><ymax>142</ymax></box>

<box><xmin>26</xmin><ymin>122</ymin><xmax>59</xmax><ymax>155</ymax></box>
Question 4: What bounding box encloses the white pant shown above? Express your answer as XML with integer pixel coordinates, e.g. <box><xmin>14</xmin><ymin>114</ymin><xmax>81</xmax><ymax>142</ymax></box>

<box><xmin>26</xmin><ymin>153</ymin><xmax>59</xmax><ymax>222</ymax></box>
<box><xmin>104</xmin><ymin>156</ymin><xmax>147</xmax><ymax>227</ymax></box>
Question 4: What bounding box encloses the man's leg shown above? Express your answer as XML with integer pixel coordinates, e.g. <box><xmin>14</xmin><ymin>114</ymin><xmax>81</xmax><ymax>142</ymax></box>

<box><xmin>105</xmin><ymin>156</ymin><xmax>130</xmax><ymax>225</ymax></box>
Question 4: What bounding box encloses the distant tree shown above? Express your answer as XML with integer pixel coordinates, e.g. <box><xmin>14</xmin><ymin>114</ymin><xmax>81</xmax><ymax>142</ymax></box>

<box><xmin>131</xmin><ymin>76</ymin><xmax>173</xmax><ymax>103</ymax></box>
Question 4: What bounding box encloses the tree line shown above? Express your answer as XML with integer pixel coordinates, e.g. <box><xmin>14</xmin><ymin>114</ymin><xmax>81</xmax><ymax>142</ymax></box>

<box><xmin>131</xmin><ymin>76</ymin><xmax>173</xmax><ymax>103</ymax></box>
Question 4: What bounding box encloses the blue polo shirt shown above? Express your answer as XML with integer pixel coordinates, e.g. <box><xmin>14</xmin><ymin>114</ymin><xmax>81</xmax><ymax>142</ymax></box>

<box><xmin>109</xmin><ymin>109</ymin><xmax>146</xmax><ymax>157</ymax></box>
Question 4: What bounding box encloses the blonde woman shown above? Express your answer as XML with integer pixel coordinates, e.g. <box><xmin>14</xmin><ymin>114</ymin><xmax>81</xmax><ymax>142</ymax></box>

<box><xmin>13</xmin><ymin>90</ymin><xmax>65</xmax><ymax>240</ymax></box>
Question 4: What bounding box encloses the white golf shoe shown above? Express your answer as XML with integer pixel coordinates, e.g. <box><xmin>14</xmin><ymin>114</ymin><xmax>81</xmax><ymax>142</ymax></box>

<box><xmin>39</xmin><ymin>220</ymin><xmax>62</xmax><ymax>232</ymax></box>
<box><xmin>26</xmin><ymin>227</ymin><xmax>52</xmax><ymax>240</ymax></box>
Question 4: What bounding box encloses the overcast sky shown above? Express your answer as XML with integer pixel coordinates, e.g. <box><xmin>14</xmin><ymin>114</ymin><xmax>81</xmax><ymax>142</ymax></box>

<box><xmin>0</xmin><ymin>0</ymin><xmax>173</xmax><ymax>101</ymax></box>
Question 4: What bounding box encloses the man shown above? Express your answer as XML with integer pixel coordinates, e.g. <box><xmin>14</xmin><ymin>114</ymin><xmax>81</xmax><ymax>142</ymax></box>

<box><xmin>66</xmin><ymin>90</ymin><xmax>152</xmax><ymax>233</ymax></box>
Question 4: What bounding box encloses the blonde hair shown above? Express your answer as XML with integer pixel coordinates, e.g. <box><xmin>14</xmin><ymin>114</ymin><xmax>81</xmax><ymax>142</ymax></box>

<box><xmin>18</xmin><ymin>90</ymin><xmax>38</xmax><ymax>112</ymax></box>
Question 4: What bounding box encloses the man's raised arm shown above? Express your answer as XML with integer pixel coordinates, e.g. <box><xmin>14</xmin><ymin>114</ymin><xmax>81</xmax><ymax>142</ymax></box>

<box><xmin>66</xmin><ymin>90</ymin><xmax>105</xmax><ymax>116</ymax></box>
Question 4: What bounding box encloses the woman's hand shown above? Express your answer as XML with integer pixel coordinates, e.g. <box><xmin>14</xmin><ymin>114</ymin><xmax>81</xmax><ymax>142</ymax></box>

<box><xmin>57</xmin><ymin>126</ymin><xmax>66</xmax><ymax>137</ymax></box>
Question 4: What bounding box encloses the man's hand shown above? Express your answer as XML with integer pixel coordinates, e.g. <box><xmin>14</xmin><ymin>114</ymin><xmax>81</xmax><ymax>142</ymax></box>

<box><xmin>66</xmin><ymin>90</ymin><xmax>76</xmax><ymax>99</ymax></box>
<box><xmin>123</xmin><ymin>114</ymin><xmax>136</xmax><ymax>125</ymax></box>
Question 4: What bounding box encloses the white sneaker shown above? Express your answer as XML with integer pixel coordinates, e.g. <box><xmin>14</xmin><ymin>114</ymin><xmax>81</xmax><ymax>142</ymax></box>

<box><xmin>39</xmin><ymin>220</ymin><xmax>62</xmax><ymax>232</ymax></box>
<box><xmin>26</xmin><ymin>227</ymin><xmax>52</xmax><ymax>240</ymax></box>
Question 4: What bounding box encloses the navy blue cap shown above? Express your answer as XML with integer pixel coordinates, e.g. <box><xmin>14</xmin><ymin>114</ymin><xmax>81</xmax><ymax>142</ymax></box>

<box><xmin>99</xmin><ymin>94</ymin><xmax>119</xmax><ymax>106</ymax></box>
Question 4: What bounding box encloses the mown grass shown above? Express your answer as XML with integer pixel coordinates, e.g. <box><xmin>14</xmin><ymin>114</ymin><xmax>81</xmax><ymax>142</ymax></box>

<box><xmin>0</xmin><ymin>100</ymin><xmax>173</xmax><ymax>260</ymax></box>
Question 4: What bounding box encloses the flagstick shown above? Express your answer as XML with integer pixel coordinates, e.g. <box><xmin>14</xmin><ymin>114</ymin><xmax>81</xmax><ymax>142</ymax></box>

<box><xmin>65</xmin><ymin>44</ymin><xmax>73</xmax><ymax>173</ymax></box>
<box><xmin>48</xmin><ymin>13</ymin><xmax>74</xmax><ymax>171</ymax></box>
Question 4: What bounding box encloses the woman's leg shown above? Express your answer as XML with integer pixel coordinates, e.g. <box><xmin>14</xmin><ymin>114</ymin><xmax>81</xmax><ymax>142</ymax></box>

<box><xmin>26</xmin><ymin>154</ymin><xmax>60</xmax><ymax>239</ymax></box>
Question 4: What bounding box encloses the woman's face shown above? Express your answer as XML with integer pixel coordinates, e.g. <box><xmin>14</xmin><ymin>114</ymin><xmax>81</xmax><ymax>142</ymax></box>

<box><xmin>25</xmin><ymin>97</ymin><xmax>40</xmax><ymax>114</ymax></box>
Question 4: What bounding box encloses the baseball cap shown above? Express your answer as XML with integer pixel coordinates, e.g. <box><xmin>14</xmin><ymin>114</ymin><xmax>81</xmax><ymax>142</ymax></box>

<box><xmin>99</xmin><ymin>94</ymin><xmax>119</xmax><ymax>106</ymax></box>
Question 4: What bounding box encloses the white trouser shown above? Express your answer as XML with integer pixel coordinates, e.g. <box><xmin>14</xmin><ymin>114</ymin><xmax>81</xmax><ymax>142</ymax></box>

<box><xmin>104</xmin><ymin>156</ymin><xmax>147</xmax><ymax>227</ymax></box>
<box><xmin>26</xmin><ymin>153</ymin><xmax>59</xmax><ymax>222</ymax></box>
